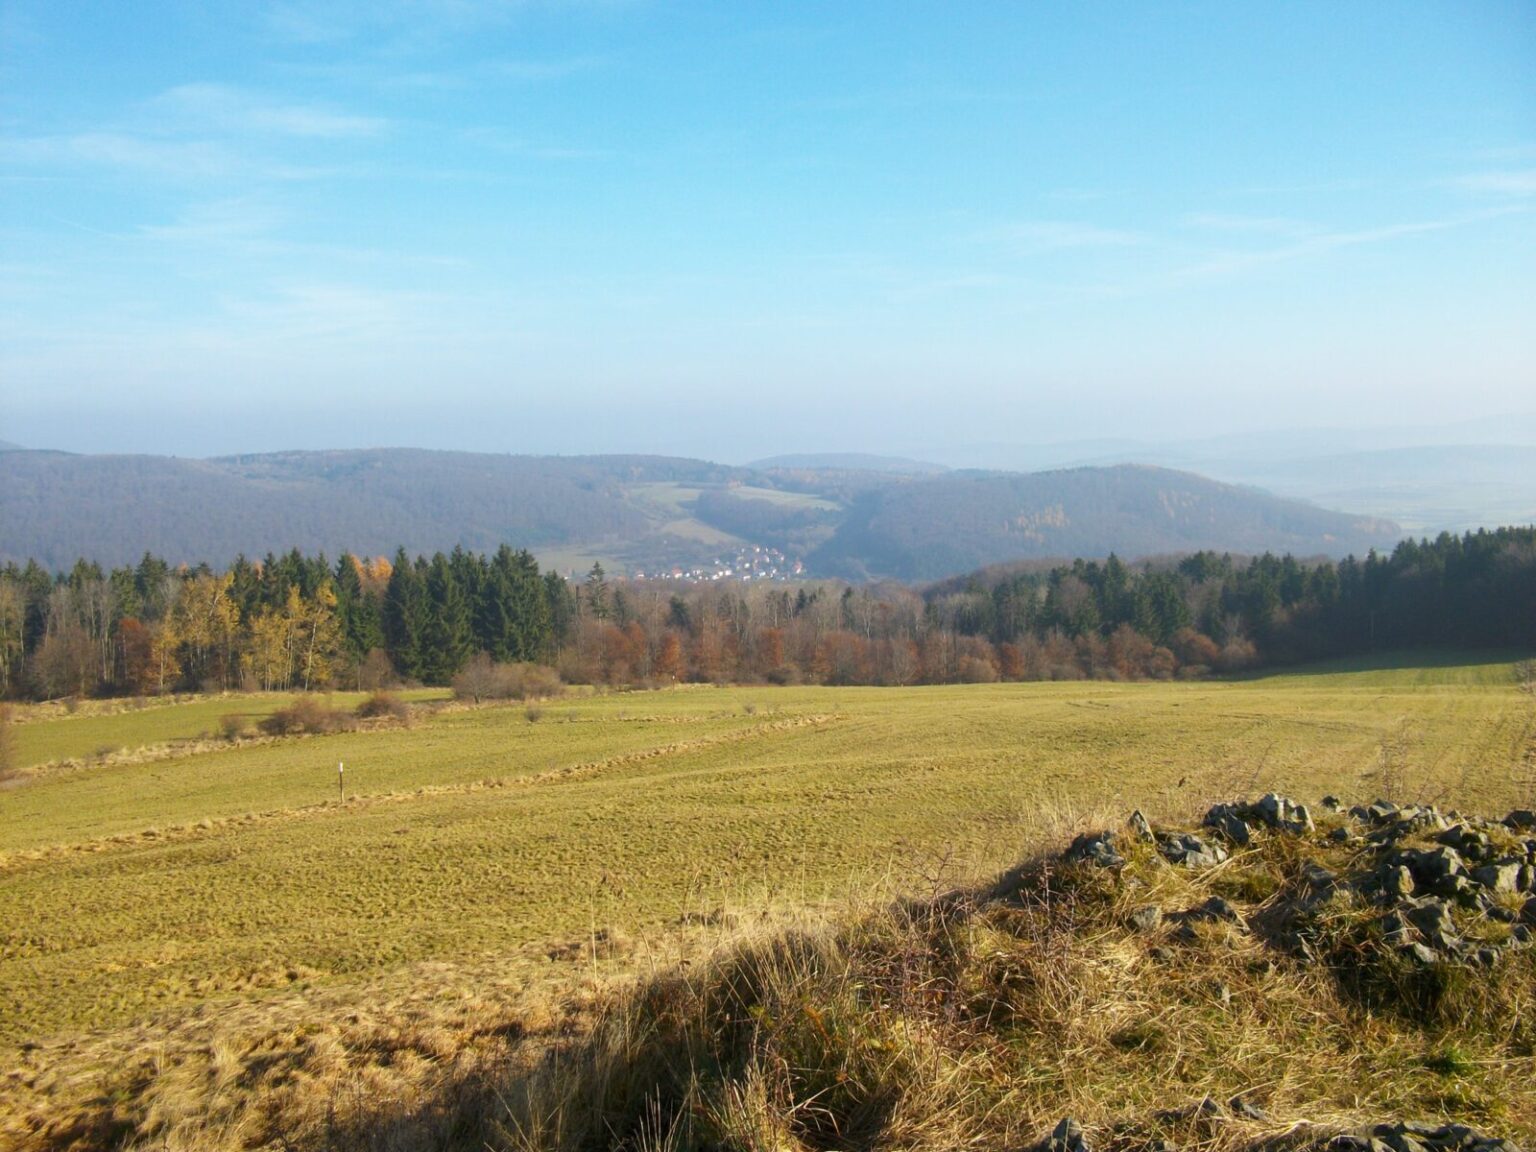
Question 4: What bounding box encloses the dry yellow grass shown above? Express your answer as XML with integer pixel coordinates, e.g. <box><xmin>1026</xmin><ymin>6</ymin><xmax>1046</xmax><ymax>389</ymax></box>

<box><xmin>1</xmin><ymin>654</ymin><xmax>1532</xmax><ymax>1150</ymax></box>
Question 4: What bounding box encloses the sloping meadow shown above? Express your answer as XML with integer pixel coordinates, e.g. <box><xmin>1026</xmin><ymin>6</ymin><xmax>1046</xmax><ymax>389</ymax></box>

<box><xmin>49</xmin><ymin>794</ymin><xmax>1531</xmax><ymax>1152</ymax></box>
<box><xmin>486</xmin><ymin>797</ymin><xmax>1534</xmax><ymax>1152</ymax></box>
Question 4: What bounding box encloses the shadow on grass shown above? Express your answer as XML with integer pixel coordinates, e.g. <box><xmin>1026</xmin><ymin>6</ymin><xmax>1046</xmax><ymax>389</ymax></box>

<box><xmin>1227</xmin><ymin>647</ymin><xmax>1533</xmax><ymax>684</ymax></box>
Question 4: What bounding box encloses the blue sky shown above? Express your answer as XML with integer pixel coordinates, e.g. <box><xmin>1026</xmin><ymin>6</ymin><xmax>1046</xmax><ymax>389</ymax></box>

<box><xmin>2</xmin><ymin>1</ymin><xmax>1533</xmax><ymax>461</ymax></box>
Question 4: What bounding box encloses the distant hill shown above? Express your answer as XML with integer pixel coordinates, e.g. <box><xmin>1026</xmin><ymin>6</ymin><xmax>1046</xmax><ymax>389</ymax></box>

<box><xmin>0</xmin><ymin>439</ymin><xmax>24</xmax><ymax>451</ymax></box>
<box><xmin>957</xmin><ymin>430</ymin><xmax>1536</xmax><ymax>533</ymax></box>
<box><xmin>746</xmin><ymin>452</ymin><xmax>949</xmax><ymax>475</ymax></box>
<box><xmin>809</xmin><ymin>465</ymin><xmax>1401</xmax><ymax>581</ymax></box>
<box><xmin>0</xmin><ymin>449</ymin><xmax>746</xmax><ymax>572</ymax></box>
<box><xmin>0</xmin><ymin>449</ymin><xmax>1401</xmax><ymax>578</ymax></box>
<box><xmin>1202</xmin><ymin>445</ymin><xmax>1536</xmax><ymax>533</ymax></box>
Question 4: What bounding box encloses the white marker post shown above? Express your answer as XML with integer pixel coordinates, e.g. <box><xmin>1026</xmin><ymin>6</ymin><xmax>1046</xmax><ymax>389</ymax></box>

<box><xmin>338</xmin><ymin>761</ymin><xmax>345</xmax><ymax>803</ymax></box>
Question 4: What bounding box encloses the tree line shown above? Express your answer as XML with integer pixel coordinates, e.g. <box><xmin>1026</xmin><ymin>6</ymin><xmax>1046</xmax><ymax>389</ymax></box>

<box><xmin>1</xmin><ymin>527</ymin><xmax>1532</xmax><ymax>700</ymax></box>
<box><xmin>0</xmin><ymin>546</ymin><xmax>570</xmax><ymax>699</ymax></box>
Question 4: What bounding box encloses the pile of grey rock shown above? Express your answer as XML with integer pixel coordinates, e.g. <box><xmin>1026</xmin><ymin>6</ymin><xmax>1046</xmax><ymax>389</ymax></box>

<box><xmin>1033</xmin><ymin>1115</ymin><xmax>1524</xmax><ymax>1152</ymax></box>
<box><xmin>1047</xmin><ymin>800</ymin><xmax>1533</xmax><ymax>1152</ymax></box>
<box><xmin>1060</xmin><ymin>795</ymin><xmax>1536</xmax><ymax>968</ymax></box>
<box><xmin>1339</xmin><ymin>802</ymin><xmax>1536</xmax><ymax>965</ymax></box>
<box><xmin>1204</xmin><ymin>792</ymin><xmax>1315</xmax><ymax>843</ymax></box>
<box><xmin>1318</xmin><ymin>1121</ymin><xmax>1527</xmax><ymax>1152</ymax></box>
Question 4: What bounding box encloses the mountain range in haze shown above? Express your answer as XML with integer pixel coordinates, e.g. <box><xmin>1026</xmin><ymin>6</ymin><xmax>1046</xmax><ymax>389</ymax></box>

<box><xmin>935</xmin><ymin>415</ymin><xmax>1536</xmax><ymax>533</ymax></box>
<box><xmin>0</xmin><ymin>445</ymin><xmax>1408</xmax><ymax>580</ymax></box>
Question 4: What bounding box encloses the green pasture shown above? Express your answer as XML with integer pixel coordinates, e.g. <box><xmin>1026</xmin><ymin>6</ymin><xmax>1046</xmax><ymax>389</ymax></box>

<box><xmin>9</xmin><ymin>689</ymin><xmax>448</xmax><ymax>771</ymax></box>
<box><xmin>1</xmin><ymin>656</ymin><xmax>1532</xmax><ymax>1046</ymax></box>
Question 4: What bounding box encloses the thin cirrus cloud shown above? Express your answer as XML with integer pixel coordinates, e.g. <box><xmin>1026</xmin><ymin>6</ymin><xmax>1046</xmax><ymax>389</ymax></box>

<box><xmin>1455</xmin><ymin>170</ymin><xmax>1536</xmax><ymax>195</ymax></box>
<box><xmin>3</xmin><ymin>132</ymin><xmax>248</xmax><ymax>180</ymax></box>
<box><xmin>998</xmin><ymin>221</ymin><xmax>1147</xmax><ymax>253</ymax></box>
<box><xmin>137</xmin><ymin>198</ymin><xmax>291</xmax><ymax>243</ymax></box>
<box><xmin>2</xmin><ymin>130</ymin><xmax>349</xmax><ymax>184</ymax></box>
<box><xmin>1</xmin><ymin>85</ymin><xmax>383</xmax><ymax>184</ymax></box>
<box><xmin>1170</xmin><ymin>213</ymin><xmax>1502</xmax><ymax>282</ymax></box>
<box><xmin>147</xmin><ymin>84</ymin><xmax>387</xmax><ymax>139</ymax></box>
<box><xmin>1179</xmin><ymin>213</ymin><xmax>1318</xmax><ymax>238</ymax></box>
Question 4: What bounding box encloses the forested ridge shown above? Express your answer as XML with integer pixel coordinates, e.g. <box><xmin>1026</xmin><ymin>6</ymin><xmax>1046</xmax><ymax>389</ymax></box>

<box><xmin>0</xmin><ymin>447</ymin><xmax>1400</xmax><ymax>579</ymax></box>
<box><xmin>811</xmin><ymin>466</ymin><xmax>1402</xmax><ymax>580</ymax></box>
<box><xmin>2</xmin><ymin>528</ymin><xmax>1531</xmax><ymax>700</ymax></box>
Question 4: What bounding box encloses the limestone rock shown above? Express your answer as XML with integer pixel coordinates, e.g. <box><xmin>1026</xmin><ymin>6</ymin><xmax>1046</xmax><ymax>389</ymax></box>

<box><xmin>1065</xmin><ymin>831</ymin><xmax>1124</xmax><ymax>869</ymax></box>
<box><xmin>1158</xmin><ymin>831</ymin><xmax>1228</xmax><ymax>869</ymax></box>
<box><xmin>1228</xmin><ymin>1093</ymin><xmax>1269</xmax><ymax>1120</ymax></box>
<box><xmin>1382</xmin><ymin>864</ymin><xmax>1415</xmax><ymax>899</ymax></box>
<box><xmin>1203</xmin><ymin>803</ymin><xmax>1252</xmax><ymax>846</ymax></box>
<box><xmin>1191</xmin><ymin>895</ymin><xmax>1242</xmax><ymax>923</ymax></box>
<box><xmin>1128</xmin><ymin>809</ymin><xmax>1155</xmax><ymax>843</ymax></box>
<box><xmin>1047</xmin><ymin>1115</ymin><xmax>1090</xmax><ymax>1152</ymax></box>
<box><xmin>1472</xmin><ymin>860</ymin><xmax>1522</xmax><ymax>894</ymax></box>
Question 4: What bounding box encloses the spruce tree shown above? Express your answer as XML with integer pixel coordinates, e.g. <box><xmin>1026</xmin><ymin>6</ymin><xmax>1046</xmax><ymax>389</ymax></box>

<box><xmin>382</xmin><ymin>548</ymin><xmax>427</xmax><ymax>680</ymax></box>
<box><xmin>420</xmin><ymin>552</ymin><xmax>473</xmax><ymax>683</ymax></box>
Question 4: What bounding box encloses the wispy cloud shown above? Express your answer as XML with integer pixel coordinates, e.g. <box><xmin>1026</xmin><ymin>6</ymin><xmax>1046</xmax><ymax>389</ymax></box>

<box><xmin>274</xmin><ymin>52</ymin><xmax>608</xmax><ymax>95</ymax></box>
<box><xmin>1180</xmin><ymin>212</ymin><xmax>1317</xmax><ymax>238</ymax></box>
<box><xmin>2</xmin><ymin>132</ymin><xmax>249</xmax><ymax>180</ymax></box>
<box><xmin>150</xmin><ymin>84</ymin><xmax>387</xmax><ymax>139</ymax></box>
<box><xmin>998</xmin><ymin>221</ymin><xmax>1146</xmax><ymax>253</ymax></box>
<box><xmin>261</xmin><ymin>3</ymin><xmax>356</xmax><ymax>45</ymax></box>
<box><xmin>1455</xmin><ymin>169</ymin><xmax>1536</xmax><ymax>196</ymax></box>
<box><xmin>261</xmin><ymin>0</ymin><xmax>630</xmax><ymax>50</ymax></box>
<box><xmin>138</xmin><ymin>198</ymin><xmax>290</xmax><ymax>242</ymax></box>
<box><xmin>217</xmin><ymin>282</ymin><xmax>433</xmax><ymax>340</ymax></box>
<box><xmin>486</xmin><ymin>54</ymin><xmax>606</xmax><ymax>82</ymax></box>
<box><xmin>1173</xmin><ymin>211</ymin><xmax>1519</xmax><ymax>281</ymax></box>
<box><xmin>458</xmin><ymin>125</ymin><xmax>611</xmax><ymax>160</ymax></box>
<box><xmin>1045</xmin><ymin>188</ymin><xmax>1119</xmax><ymax>203</ymax></box>
<box><xmin>1</xmin><ymin>130</ymin><xmax>349</xmax><ymax>183</ymax></box>
<box><xmin>1</xmin><ymin>84</ymin><xmax>381</xmax><ymax>185</ymax></box>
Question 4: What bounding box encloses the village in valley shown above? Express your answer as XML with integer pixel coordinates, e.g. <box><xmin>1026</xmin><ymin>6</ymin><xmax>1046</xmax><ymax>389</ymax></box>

<box><xmin>629</xmin><ymin>545</ymin><xmax>804</xmax><ymax>584</ymax></box>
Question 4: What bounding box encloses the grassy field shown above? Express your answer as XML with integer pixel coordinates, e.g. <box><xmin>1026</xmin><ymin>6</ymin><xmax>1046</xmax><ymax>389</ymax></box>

<box><xmin>1</xmin><ymin>655</ymin><xmax>1533</xmax><ymax>1147</ymax></box>
<box><xmin>8</xmin><ymin>688</ymin><xmax>449</xmax><ymax>771</ymax></box>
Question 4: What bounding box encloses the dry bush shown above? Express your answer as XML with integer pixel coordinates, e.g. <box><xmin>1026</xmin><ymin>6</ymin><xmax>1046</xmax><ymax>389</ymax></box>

<box><xmin>258</xmin><ymin>696</ymin><xmax>356</xmax><ymax>736</ymax></box>
<box><xmin>218</xmin><ymin>713</ymin><xmax>249</xmax><ymax>742</ymax></box>
<box><xmin>453</xmin><ymin>654</ymin><xmax>565</xmax><ymax>703</ymax></box>
<box><xmin>1215</xmin><ymin>636</ymin><xmax>1260</xmax><ymax>673</ymax></box>
<box><xmin>355</xmin><ymin>691</ymin><xmax>411</xmax><ymax>722</ymax></box>
<box><xmin>1515</xmin><ymin>659</ymin><xmax>1536</xmax><ymax>694</ymax></box>
<box><xmin>357</xmin><ymin>647</ymin><xmax>398</xmax><ymax>692</ymax></box>
<box><xmin>956</xmin><ymin>655</ymin><xmax>999</xmax><ymax>683</ymax></box>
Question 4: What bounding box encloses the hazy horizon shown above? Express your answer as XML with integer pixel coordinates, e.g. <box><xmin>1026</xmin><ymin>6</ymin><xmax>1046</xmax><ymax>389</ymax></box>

<box><xmin>3</xmin><ymin>2</ymin><xmax>1533</xmax><ymax>460</ymax></box>
<box><xmin>6</xmin><ymin>412</ymin><xmax>1536</xmax><ymax>472</ymax></box>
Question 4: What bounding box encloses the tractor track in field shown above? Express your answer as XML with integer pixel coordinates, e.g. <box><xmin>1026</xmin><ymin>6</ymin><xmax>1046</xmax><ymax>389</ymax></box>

<box><xmin>0</xmin><ymin>712</ymin><xmax>845</xmax><ymax>873</ymax></box>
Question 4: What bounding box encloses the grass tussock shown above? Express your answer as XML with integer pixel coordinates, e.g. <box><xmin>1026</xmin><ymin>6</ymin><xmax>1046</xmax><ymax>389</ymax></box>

<box><xmin>491</xmin><ymin>814</ymin><xmax>1535</xmax><ymax>1152</ymax></box>
<box><xmin>6</xmin><ymin>804</ymin><xmax>1534</xmax><ymax>1151</ymax></box>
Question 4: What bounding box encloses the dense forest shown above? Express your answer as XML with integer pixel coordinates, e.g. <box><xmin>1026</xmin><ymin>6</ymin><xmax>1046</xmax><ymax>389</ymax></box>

<box><xmin>809</xmin><ymin>466</ymin><xmax>1402</xmax><ymax>580</ymax></box>
<box><xmin>2</xmin><ymin>528</ymin><xmax>1532</xmax><ymax>701</ymax></box>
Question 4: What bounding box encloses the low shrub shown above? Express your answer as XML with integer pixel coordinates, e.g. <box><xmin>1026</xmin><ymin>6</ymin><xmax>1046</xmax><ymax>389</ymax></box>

<box><xmin>452</xmin><ymin>653</ymin><xmax>565</xmax><ymax>703</ymax></box>
<box><xmin>259</xmin><ymin>696</ymin><xmax>356</xmax><ymax>736</ymax></box>
<box><xmin>355</xmin><ymin>691</ymin><xmax>411</xmax><ymax>721</ymax></box>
